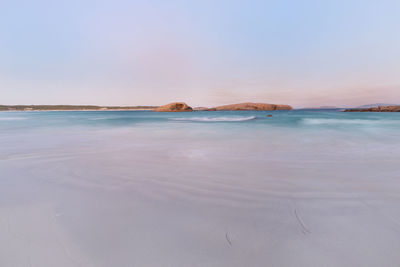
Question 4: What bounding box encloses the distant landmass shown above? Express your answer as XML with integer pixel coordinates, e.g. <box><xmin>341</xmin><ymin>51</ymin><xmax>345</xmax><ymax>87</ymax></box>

<box><xmin>153</xmin><ymin>102</ymin><xmax>293</xmax><ymax>112</ymax></box>
<box><xmin>211</xmin><ymin>102</ymin><xmax>292</xmax><ymax>111</ymax></box>
<box><xmin>5</xmin><ymin>103</ymin><xmax>399</xmax><ymax>112</ymax></box>
<box><xmin>153</xmin><ymin>102</ymin><xmax>193</xmax><ymax>112</ymax></box>
<box><xmin>344</xmin><ymin>105</ymin><xmax>400</xmax><ymax>112</ymax></box>
<box><xmin>0</xmin><ymin>105</ymin><xmax>158</xmax><ymax>111</ymax></box>
<box><xmin>1</xmin><ymin>102</ymin><xmax>293</xmax><ymax>112</ymax></box>
<box><xmin>356</xmin><ymin>103</ymin><xmax>398</xmax><ymax>109</ymax></box>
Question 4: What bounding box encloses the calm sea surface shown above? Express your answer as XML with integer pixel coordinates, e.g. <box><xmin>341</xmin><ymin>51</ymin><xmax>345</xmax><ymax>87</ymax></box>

<box><xmin>1</xmin><ymin>110</ymin><xmax>400</xmax><ymax>266</ymax></box>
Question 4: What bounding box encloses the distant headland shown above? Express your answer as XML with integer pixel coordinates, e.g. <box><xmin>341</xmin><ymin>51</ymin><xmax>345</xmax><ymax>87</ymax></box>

<box><xmin>344</xmin><ymin>106</ymin><xmax>400</xmax><ymax>112</ymax></box>
<box><xmin>0</xmin><ymin>105</ymin><xmax>158</xmax><ymax>111</ymax></box>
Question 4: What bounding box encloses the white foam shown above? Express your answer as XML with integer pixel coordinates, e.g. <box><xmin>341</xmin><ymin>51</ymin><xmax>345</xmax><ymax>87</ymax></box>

<box><xmin>0</xmin><ymin>117</ymin><xmax>26</xmax><ymax>121</ymax></box>
<box><xmin>170</xmin><ymin>116</ymin><xmax>256</xmax><ymax>122</ymax></box>
<box><xmin>89</xmin><ymin>117</ymin><xmax>109</xmax><ymax>120</ymax></box>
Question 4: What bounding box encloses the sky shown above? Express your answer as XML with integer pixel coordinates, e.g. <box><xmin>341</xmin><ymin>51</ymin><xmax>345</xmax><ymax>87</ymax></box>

<box><xmin>1</xmin><ymin>0</ymin><xmax>400</xmax><ymax>108</ymax></box>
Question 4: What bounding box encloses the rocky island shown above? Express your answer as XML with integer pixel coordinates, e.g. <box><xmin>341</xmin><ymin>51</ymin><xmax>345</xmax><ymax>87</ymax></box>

<box><xmin>153</xmin><ymin>102</ymin><xmax>193</xmax><ymax>112</ymax></box>
<box><xmin>211</xmin><ymin>102</ymin><xmax>292</xmax><ymax>111</ymax></box>
<box><xmin>344</xmin><ymin>106</ymin><xmax>400</xmax><ymax>112</ymax></box>
<box><xmin>153</xmin><ymin>102</ymin><xmax>293</xmax><ymax>112</ymax></box>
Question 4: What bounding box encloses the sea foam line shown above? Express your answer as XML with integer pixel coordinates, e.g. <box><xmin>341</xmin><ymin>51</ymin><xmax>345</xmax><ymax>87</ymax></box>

<box><xmin>169</xmin><ymin>116</ymin><xmax>256</xmax><ymax>122</ymax></box>
<box><xmin>0</xmin><ymin>117</ymin><xmax>27</xmax><ymax>121</ymax></box>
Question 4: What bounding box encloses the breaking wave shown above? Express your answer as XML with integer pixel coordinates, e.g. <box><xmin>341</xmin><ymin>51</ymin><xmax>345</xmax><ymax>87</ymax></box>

<box><xmin>0</xmin><ymin>117</ymin><xmax>27</xmax><ymax>121</ymax></box>
<box><xmin>170</xmin><ymin>116</ymin><xmax>256</xmax><ymax>122</ymax></box>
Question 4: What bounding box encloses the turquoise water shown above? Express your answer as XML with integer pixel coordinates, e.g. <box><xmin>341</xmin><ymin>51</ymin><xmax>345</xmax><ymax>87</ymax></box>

<box><xmin>1</xmin><ymin>109</ymin><xmax>400</xmax><ymax>129</ymax></box>
<box><xmin>1</xmin><ymin>110</ymin><xmax>400</xmax><ymax>266</ymax></box>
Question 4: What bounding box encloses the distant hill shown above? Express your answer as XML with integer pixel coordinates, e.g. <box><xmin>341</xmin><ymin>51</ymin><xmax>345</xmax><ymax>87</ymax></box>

<box><xmin>356</xmin><ymin>103</ymin><xmax>398</xmax><ymax>108</ymax></box>
<box><xmin>0</xmin><ymin>105</ymin><xmax>158</xmax><ymax>111</ymax></box>
<box><xmin>344</xmin><ymin>106</ymin><xmax>400</xmax><ymax>112</ymax></box>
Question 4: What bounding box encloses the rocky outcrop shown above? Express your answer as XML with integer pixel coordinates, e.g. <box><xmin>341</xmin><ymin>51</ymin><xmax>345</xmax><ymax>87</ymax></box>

<box><xmin>153</xmin><ymin>102</ymin><xmax>193</xmax><ymax>112</ymax></box>
<box><xmin>212</xmin><ymin>102</ymin><xmax>292</xmax><ymax>111</ymax></box>
<box><xmin>344</xmin><ymin>106</ymin><xmax>400</xmax><ymax>112</ymax></box>
<box><xmin>152</xmin><ymin>102</ymin><xmax>292</xmax><ymax>112</ymax></box>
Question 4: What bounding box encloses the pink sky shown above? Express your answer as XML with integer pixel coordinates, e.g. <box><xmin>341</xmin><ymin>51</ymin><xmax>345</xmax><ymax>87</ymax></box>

<box><xmin>1</xmin><ymin>0</ymin><xmax>400</xmax><ymax>108</ymax></box>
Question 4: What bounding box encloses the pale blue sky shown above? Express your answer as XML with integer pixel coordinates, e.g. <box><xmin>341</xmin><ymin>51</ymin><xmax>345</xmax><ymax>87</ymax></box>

<box><xmin>1</xmin><ymin>0</ymin><xmax>400</xmax><ymax>107</ymax></box>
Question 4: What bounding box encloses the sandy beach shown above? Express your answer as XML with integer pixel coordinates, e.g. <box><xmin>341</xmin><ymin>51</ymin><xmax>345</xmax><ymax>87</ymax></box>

<box><xmin>1</xmin><ymin>111</ymin><xmax>400</xmax><ymax>266</ymax></box>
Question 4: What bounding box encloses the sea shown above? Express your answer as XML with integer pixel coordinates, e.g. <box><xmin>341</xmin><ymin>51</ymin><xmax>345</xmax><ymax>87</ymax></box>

<box><xmin>1</xmin><ymin>110</ymin><xmax>400</xmax><ymax>267</ymax></box>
